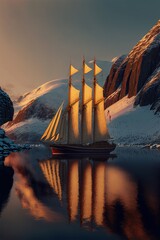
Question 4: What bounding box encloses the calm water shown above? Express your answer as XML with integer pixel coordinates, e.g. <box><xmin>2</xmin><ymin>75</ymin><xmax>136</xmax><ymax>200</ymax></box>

<box><xmin>0</xmin><ymin>146</ymin><xmax>160</xmax><ymax>240</ymax></box>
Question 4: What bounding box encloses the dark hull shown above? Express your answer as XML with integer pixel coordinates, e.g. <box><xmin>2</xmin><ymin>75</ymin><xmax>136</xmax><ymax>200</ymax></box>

<box><xmin>50</xmin><ymin>141</ymin><xmax>116</xmax><ymax>156</ymax></box>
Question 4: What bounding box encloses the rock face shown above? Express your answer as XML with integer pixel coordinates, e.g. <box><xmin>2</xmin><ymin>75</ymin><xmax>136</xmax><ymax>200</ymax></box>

<box><xmin>0</xmin><ymin>128</ymin><xmax>30</xmax><ymax>159</ymax></box>
<box><xmin>104</xmin><ymin>20</ymin><xmax>160</xmax><ymax>111</ymax></box>
<box><xmin>8</xmin><ymin>99</ymin><xmax>55</xmax><ymax>127</ymax></box>
<box><xmin>135</xmin><ymin>65</ymin><xmax>160</xmax><ymax>113</ymax></box>
<box><xmin>0</xmin><ymin>88</ymin><xmax>14</xmax><ymax>125</ymax></box>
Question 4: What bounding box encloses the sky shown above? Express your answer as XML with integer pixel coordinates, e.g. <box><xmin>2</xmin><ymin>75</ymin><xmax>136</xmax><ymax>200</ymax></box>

<box><xmin>0</xmin><ymin>0</ymin><xmax>159</xmax><ymax>99</ymax></box>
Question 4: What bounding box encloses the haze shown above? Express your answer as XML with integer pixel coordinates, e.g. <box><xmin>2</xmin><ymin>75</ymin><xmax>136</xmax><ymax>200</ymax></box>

<box><xmin>0</xmin><ymin>0</ymin><xmax>159</xmax><ymax>98</ymax></box>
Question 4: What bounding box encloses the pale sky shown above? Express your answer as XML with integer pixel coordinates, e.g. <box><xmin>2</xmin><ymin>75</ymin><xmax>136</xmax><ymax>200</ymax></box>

<box><xmin>0</xmin><ymin>0</ymin><xmax>159</xmax><ymax>98</ymax></box>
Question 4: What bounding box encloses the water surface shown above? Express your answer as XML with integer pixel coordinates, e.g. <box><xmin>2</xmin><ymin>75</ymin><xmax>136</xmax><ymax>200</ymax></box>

<box><xmin>0</xmin><ymin>146</ymin><xmax>160</xmax><ymax>240</ymax></box>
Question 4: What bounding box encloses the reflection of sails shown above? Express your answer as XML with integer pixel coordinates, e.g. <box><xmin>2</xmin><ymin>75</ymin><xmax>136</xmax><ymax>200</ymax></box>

<box><xmin>0</xmin><ymin>164</ymin><xmax>14</xmax><ymax>215</ymax></box>
<box><xmin>68</xmin><ymin>160</ymin><xmax>79</xmax><ymax>221</ymax></box>
<box><xmin>5</xmin><ymin>153</ymin><xmax>63</xmax><ymax>222</ymax></box>
<box><xmin>39</xmin><ymin>158</ymin><xmax>160</xmax><ymax>240</ymax></box>
<box><xmin>81</xmin><ymin>160</ymin><xmax>92</xmax><ymax>224</ymax></box>
<box><xmin>39</xmin><ymin>160</ymin><xmax>62</xmax><ymax>201</ymax></box>
<box><xmin>39</xmin><ymin>159</ymin><xmax>107</xmax><ymax>226</ymax></box>
<box><xmin>92</xmin><ymin>162</ymin><xmax>105</xmax><ymax>225</ymax></box>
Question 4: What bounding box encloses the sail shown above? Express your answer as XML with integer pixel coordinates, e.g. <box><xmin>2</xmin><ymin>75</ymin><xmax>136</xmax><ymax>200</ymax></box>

<box><xmin>94</xmin><ymin>83</ymin><xmax>110</xmax><ymax>142</ymax></box>
<box><xmin>57</xmin><ymin>113</ymin><xmax>67</xmax><ymax>143</ymax></box>
<box><xmin>68</xmin><ymin>85</ymin><xmax>80</xmax><ymax>144</ymax></box>
<box><xmin>70</xmin><ymin>65</ymin><xmax>78</xmax><ymax>76</ymax></box>
<box><xmin>94</xmin><ymin>64</ymin><xmax>102</xmax><ymax>75</ymax></box>
<box><xmin>52</xmin><ymin>112</ymin><xmax>67</xmax><ymax>143</ymax></box>
<box><xmin>82</xmin><ymin>83</ymin><xmax>92</xmax><ymax>144</ymax></box>
<box><xmin>84</xmin><ymin>63</ymin><xmax>92</xmax><ymax>74</ymax></box>
<box><xmin>41</xmin><ymin>103</ymin><xmax>63</xmax><ymax>141</ymax></box>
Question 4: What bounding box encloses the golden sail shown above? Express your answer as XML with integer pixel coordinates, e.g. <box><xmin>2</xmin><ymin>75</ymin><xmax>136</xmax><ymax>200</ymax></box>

<box><xmin>41</xmin><ymin>60</ymin><xmax>116</xmax><ymax>154</ymax></box>
<box><xmin>68</xmin><ymin>84</ymin><xmax>80</xmax><ymax>144</ymax></box>
<box><xmin>93</xmin><ymin>83</ymin><xmax>110</xmax><ymax>142</ymax></box>
<box><xmin>41</xmin><ymin>102</ymin><xmax>63</xmax><ymax>141</ymax></box>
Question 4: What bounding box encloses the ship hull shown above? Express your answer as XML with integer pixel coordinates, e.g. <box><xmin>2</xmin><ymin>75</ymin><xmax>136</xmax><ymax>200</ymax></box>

<box><xmin>50</xmin><ymin>141</ymin><xmax>116</xmax><ymax>155</ymax></box>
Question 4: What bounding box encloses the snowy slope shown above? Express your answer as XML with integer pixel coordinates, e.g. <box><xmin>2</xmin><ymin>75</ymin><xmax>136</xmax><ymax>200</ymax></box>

<box><xmin>18</xmin><ymin>78</ymin><xmax>68</xmax><ymax>110</ymax></box>
<box><xmin>105</xmin><ymin>96</ymin><xmax>135</xmax><ymax>120</ymax></box>
<box><xmin>106</xmin><ymin>97</ymin><xmax>160</xmax><ymax>145</ymax></box>
<box><xmin>7</xmin><ymin>118</ymin><xmax>49</xmax><ymax>142</ymax></box>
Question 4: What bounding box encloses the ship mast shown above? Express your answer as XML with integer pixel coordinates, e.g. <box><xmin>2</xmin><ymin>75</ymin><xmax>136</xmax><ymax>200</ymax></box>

<box><xmin>93</xmin><ymin>58</ymin><xmax>96</xmax><ymax>143</ymax></box>
<box><xmin>81</xmin><ymin>58</ymin><xmax>85</xmax><ymax>144</ymax></box>
<box><xmin>68</xmin><ymin>64</ymin><xmax>72</xmax><ymax>144</ymax></box>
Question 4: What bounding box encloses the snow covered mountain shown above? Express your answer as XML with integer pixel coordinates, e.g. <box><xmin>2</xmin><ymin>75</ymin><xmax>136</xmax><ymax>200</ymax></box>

<box><xmin>6</xmin><ymin>60</ymin><xmax>112</xmax><ymax>142</ymax></box>
<box><xmin>103</xmin><ymin>20</ymin><xmax>160</xmax><ymax>144</ymax></box>
<box><xmin>104</xmin><ymin>20</ymin><xmax>160</xmax><ymax>113</ymax></box>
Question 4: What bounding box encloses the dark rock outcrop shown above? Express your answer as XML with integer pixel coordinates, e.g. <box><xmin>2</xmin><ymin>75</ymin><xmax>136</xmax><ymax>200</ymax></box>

<box><xmin>0</xmin><ymin>128</ymin><xmax>30</xmax><ymax>158</ymax></box>
<box><xmin>8</xmin><ymin>99</ymin><xmax>55</xmax><ymax>127</ymax></box>
<box><xmin>104</xmin><ymin>55</ymin><xmax>126</xmax><ymax>108</ymax></box>
<box><xmin>135</xmin><ymin>65</ymin><xmax>160</xmax><ymax>113</ymax></box>
<box><xmin>0</xmin><ymin>88</ymin><xmax>14</xmax><ymax>125</ymax></box>
<box><xmin>104</xmin><ymin>20</ymin><xmax>160</xmax><ymax>110</ymax></box>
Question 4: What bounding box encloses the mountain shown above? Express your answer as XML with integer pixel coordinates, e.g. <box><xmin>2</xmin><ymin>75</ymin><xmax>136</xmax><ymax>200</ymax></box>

<box><xmin>0</xmin><ymin>88</ymin><xmax>14</xmax><ymax>125</ymax></box>
<box><xmin>5</xmin><ymin>20</ymin><xmax>160</xmax><ymax>145</ymax></box>
<box><xmin>6</xmin><ymin>60</ymin><xmax>112</xmax><ymax>142</ymax></box>
<box><xmin>103</xmin><ymin>20</ymin><xmax>160</xmax><ymax>145</ymax></box>
<box><xmin>104</xmin><ymin>20</ymin><xmax>160</xmax><ymax>112</ymax></box>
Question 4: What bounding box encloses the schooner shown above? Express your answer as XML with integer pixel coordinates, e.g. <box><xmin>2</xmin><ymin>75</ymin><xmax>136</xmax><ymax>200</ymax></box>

<box><xmin>41</xmin><ymin>59</ymin><xmax>116</xmax><ymax>154</ymax></box>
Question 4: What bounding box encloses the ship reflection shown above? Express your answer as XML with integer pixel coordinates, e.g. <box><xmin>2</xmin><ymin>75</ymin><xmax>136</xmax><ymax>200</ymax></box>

<box><xmin>39</xmin><ymin>157</ymin><xmax>160</xmax><ymax>240</ymax></box>
<box><xmin>5</xmin><ymin>152</ymin><xmax>64</xmax><ymax>222</ymax></box>
<box><xmin>0</xmin><ymin>163</ymin><xmax>14</xmax><ymax>215</ymax></box>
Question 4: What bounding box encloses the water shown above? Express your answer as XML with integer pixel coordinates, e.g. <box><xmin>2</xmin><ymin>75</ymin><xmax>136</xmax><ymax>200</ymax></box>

<box><xmin>0</xmin><ymin>146</ymin><xmax>160</xmax><ymax>240</ymax></box>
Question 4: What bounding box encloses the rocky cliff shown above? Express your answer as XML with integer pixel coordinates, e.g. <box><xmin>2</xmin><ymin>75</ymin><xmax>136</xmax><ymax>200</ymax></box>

<box><xmin>0</xmin><ymin>89</ymin><xmax>30</xmax><ymax>157</ymax></box>
<box><xmin>104</xmin><ymin>20</ymin><xmax>160</xmax><ymax>112</ymax></box>
<box><xmin>0</xmin><ymin>88</ymin><xmax>14</xmax><ymax>125</ymax></box>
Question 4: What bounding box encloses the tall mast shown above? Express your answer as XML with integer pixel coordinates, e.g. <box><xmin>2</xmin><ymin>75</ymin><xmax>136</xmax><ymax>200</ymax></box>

<box><xmin>68</xmin><ymin>64</ymin><xmax>72</xmax><ymax>144</ymax></box>
<box><xmin>93</xmin><ymin>58</ymin><xmax>96</xmax><ymax>143</ymax></box>
<box><xmin>81</xmin><ymin>57</ymin><xmax>85</xmax><ymax>144</ymax></box>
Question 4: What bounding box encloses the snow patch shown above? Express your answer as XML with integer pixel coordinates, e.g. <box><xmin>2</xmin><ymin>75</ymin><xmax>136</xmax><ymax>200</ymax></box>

<box><xmin>7</xmin><ymin>118</ymin><xmax>50</xmax><ymax>143</ymax></box>
<box><xmin>105</xmin><ymin>96</ymin><xmax>135</xmax><ymax>120</ymax></box>
<box><xmin>105</xmin><ymin>97</ymin><xmax>160</xmax><ymax>144</ymax></box>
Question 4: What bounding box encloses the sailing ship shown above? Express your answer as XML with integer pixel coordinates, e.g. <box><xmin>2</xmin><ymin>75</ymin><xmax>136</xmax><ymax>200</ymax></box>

<box><xmin>41</xmin><ymin>59</ymin><xmax>116</xmax><ymax>155</ymax></box>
